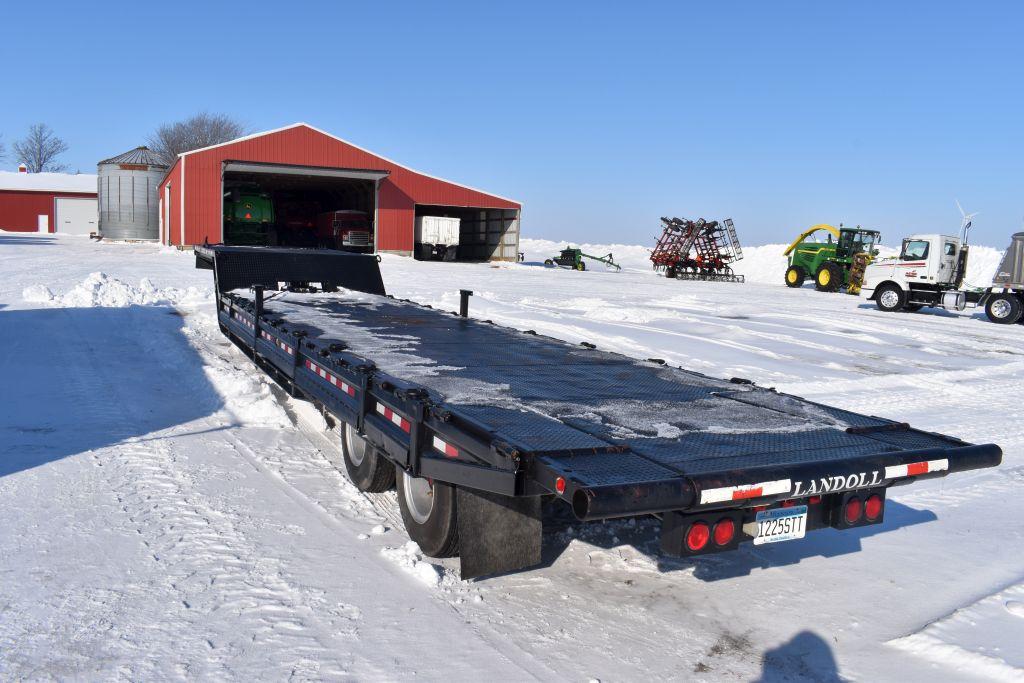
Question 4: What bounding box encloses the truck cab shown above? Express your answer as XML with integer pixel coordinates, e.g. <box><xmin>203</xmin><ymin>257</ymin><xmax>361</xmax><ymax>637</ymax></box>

<box><xmin>315</xmin><ymin>210</ymin><xmax>374</xmax><ymax>253</ymax></box>
<box><xmin>862</xmin><ymin>234</ymin><xmax>965</xmax><ymax>311</ymax></box>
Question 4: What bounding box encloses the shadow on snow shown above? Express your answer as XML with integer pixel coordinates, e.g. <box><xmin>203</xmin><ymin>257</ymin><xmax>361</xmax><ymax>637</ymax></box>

<box><xmin>537</xmin><ymin>498</ymin><xmax>936</xmax><ymax>581</ymax></box>
<box><xmin>0</xmin><ymin>305</ymin><xmax>223</xmax><ymax>478</ymax></box>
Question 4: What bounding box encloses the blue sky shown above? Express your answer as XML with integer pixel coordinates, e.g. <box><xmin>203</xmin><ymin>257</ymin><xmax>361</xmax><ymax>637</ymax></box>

<box><xmin>1</xmin><ymin>2</ymin><xmax>1020</xmax><ymax>247</ymax></box>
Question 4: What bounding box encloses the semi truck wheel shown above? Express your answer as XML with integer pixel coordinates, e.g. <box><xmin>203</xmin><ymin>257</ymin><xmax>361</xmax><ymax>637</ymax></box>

<box><xmin>815</xmin><ymin>262</ymin><xmax>842</xmax><ymax>292</ymax></box>
<box><xmin>785</xmin><ymin>265</ymin><xmax>806</xmax><ymax>288</ymax></box>
<box><xmin>985</xmin><ymin>293</ymin><xmax>1023</xmax><ymax>324</ymax></box>
<box><xmin>875</xmin><ymin>283</ymin><xmax>906</xmax><ymax>312</ymax></box>
<box><xmin>341</xmin><ymin>423</ymin><xmax>395</xmax><ymax>492</ymax></box>
<box><xmin>396</xmin><ymin>467</ymin><xmax>459</xmax><ymax>557</ymax></box>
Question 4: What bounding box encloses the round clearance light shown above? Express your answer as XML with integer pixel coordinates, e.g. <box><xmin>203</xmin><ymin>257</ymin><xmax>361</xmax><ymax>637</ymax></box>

<box><xmin>865</xmin><ymin>494</ymin><xmax>883</xmax><ymax>521</ymax></box>
<box><xmin>845</xmin><ymin>497</ymin><xmax>863</xmax><ymax>524</ymax></box>
<box><xmin>555</xmin><ymin>477</ymin><xmax>566</xmax><ymax>495</ymax></box>
<box><xmin>686</xmin><ymin>521</ymin><xmax>711</xmax><ymax>551</ymax></box>
<box><xmin>713</xmin><ymin>518</ymin><xmax>735</xmax><ymax>546</ymax></box>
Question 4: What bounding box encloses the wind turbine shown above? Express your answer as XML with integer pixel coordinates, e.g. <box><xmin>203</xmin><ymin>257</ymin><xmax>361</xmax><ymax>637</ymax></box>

<box><xmin>956</xmin><ymin>199</ymin><xmax>978</xmax><ymax>246</ymax></box>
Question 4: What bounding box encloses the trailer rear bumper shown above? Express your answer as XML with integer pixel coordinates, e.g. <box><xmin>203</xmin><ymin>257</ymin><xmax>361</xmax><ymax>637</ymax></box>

<box><xmin>552</xmin><ymin>442</ymin><xmax>1000</xmax><ymax>522</ymax></box>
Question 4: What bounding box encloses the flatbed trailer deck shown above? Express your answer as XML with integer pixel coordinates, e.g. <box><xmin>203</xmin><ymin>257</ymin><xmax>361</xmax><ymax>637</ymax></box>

<box><xmin>196</xmin><ymin>246</ymin><xmax>1001</xmax><ymax>578</ymax></box>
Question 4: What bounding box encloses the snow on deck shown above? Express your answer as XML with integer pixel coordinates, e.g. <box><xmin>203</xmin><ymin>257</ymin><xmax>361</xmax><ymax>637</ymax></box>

<box><xmin>1</xmin><ymin>232</ymin><xmax>1022</xmax><ymax>681</ymax></box>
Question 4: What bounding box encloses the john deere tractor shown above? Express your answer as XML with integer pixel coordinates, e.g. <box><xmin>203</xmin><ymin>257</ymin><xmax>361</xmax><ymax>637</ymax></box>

<box><xmin>224</xmin><ymin>186</ymin><xmax>275</xmax><ymax>246</ymax></box>
<box><xmin>784</xmin><ymin>224</ymin><xmax>880</xmax><ymax>293</ymax></box>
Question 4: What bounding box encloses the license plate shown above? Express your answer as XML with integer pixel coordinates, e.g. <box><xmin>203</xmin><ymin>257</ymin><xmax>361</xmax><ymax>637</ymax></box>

<box><xmin>752</xmin><ymin>505</ymin><xmax>808</xmax><ymax>545</ymax></box>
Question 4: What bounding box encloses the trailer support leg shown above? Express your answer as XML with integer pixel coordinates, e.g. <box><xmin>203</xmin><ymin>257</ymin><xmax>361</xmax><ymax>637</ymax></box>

<box><xmin>457</xmin><ymin>488</ymin><xmax>541</xmax><ymax>580</ymax></box>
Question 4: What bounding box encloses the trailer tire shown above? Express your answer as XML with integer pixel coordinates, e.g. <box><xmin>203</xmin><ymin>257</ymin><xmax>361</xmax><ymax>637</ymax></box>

<box><xmin>396</xmin><ymin>467</ymin><xmax>459</xmax><ymax>557</ymax></box>
<box><xmin>785</xmin><ymin>265</ymin><xmax>806</xmax><ymax>288</ymax></box>
<box><xmin>875</xmin><ymin>283</ymin><xmax>906</xmax><ymax>312</ymax></box>
<box><xmin>815</xmin><ymin>262</ymin><xmax>842</xmax><ymax>292</ymax></box>
<box><xmin>985</xmin><ymin>293</ymin><xmax>1023</xmax><ymax>324</ymax></box>
<box><xmin>341</xmin><ymin>423</ymin><xmax>395</xmax><ymax>493</ymax></box>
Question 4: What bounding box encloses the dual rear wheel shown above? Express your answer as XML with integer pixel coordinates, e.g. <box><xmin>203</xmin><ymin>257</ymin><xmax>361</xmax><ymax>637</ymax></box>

<box><xmin>341</xmin><ymin>423</ymin><xmax>458</xmax><ymax>557</ymax></box>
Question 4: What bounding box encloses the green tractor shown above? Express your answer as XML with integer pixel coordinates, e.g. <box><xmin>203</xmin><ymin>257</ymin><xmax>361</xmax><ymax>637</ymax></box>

<box><xmin>784</xmin><ymin>224</ymin><xmax>880</xmax><ymax>293</ymax></box>
<box><xmin>224</xmin><ymin>187</ymin><xmax>275</xmax><ymax>245</ymax></box>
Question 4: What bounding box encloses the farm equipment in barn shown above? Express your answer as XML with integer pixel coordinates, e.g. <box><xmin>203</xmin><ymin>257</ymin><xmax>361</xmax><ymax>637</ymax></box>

<box><xmin>544</xmin><ymin>247</ymin><xmax>621</xmax><ymax>271</ymax></box>
<box><xmin>783</xmin><ymin>224</ymin><xmax>880</xmax><ymax>294</ymax></box>
<box><xmin>650</xmin><ymin>217</ymin><xmax>744</xmax><ymax>282</ymax></box>
<box><xmin>223</xmin><ymin>188</ymin><xmax>276</xmax><ymax>246</ymax></box>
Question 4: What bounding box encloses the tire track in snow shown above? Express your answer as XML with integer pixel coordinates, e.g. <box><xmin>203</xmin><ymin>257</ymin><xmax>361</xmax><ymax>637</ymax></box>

<box><xmin>54</xmin><ymin>306</ymin><xmax>359</xmax><ymax>680</ymax></box>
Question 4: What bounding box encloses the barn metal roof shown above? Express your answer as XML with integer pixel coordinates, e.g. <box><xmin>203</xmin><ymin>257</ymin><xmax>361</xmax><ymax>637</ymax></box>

<box><xmin>98</xmin><ymin>146</ymin><xmax>168</xmax><ymax>167</ymax></box>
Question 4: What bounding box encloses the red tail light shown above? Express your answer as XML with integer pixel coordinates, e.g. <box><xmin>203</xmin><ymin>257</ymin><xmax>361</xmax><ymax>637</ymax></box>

<box><xmin>845</xmin><ymin>497</ymin><xmax>863</xmax><ymax>524</ymax></box>
<box><xmin>686</xmin><ymin>522</ymin><xmax>710</xmax><ymax>551</ymax></box>
<box><xmin>554</xmin><ymin>477</ymin><xmax>566</xmax><ymax>495</ymax></box>
<box><xmin>865</xmin><ymin>494</ymin><xmax>883</xmax><ymax>520</ymax></box>
<box><xmin>713</xmin><ymin>518</ymin><xmax>735</xmax><ymax>546</ymax></box>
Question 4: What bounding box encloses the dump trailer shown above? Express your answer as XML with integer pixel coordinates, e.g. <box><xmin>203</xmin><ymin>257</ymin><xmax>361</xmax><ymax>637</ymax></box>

<box><xmin>196</xmin><ymin>246</ymin><xmax>1001</xmax><ymax>579</ymax></box>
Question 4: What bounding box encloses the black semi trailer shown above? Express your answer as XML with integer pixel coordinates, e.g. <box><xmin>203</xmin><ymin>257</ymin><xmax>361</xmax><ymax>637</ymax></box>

<box><xmin>196</xmin><ymin>246</ymin><xmax>1001</xmax><ymax>579</ymax></box>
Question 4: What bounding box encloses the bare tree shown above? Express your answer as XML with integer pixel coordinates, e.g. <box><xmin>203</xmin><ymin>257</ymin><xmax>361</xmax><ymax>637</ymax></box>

<box><xmin>147</xmin><ymin>112</ymin><xmax>246</xmax><ymax>165</ymax></box>
<box><xmin>13</xmin><ymin>124</ymin><xmax>69</xmax><ymax>173</ymax></box>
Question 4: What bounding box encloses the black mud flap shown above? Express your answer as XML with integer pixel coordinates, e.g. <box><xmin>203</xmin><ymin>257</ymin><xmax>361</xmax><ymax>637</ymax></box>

<box><xmin>457</xmin><ymin>488</ymin><xmax>542</xmax><ymax>580</ymax></box>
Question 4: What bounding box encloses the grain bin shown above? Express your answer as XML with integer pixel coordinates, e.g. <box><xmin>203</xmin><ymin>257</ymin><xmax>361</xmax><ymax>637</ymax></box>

<box><xmin>97</xmin><ymin>146</ymin><xmax>168</xmax><ymax>240</ymax></box>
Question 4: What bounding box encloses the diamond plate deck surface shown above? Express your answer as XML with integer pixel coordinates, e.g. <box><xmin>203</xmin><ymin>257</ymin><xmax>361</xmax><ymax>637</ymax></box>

<box><xmin>250</xmin><ymin>292</ymin><xmax>968</xmax><ymax>488</ymax></box>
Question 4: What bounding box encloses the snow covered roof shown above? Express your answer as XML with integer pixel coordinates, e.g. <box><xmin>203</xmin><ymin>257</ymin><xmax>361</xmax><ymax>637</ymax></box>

<box><xmin>0</xmin><ymin>171</ymin><xmax>97</xmax><ymax>193</ymax></box>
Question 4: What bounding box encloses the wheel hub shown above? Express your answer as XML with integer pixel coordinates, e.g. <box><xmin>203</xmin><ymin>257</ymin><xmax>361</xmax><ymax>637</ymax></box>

<box><xmin>344</xmin><ymin>425</ymin><xmax>367</xmax><ymax>466</ymax></box>
<box><xmin>991</xmin><ymin>299</ymin><xmax>1012</xmax><ymax>319</ymax></box>
<box><xmin>879</xmin><ymin>290</ymin><xmax>900</xmax><ymax>308</ymax></box>
<box><xmin>402</xmin><ymin>471</ymin><xmax>435</xmax><ymax>524</ymax></box>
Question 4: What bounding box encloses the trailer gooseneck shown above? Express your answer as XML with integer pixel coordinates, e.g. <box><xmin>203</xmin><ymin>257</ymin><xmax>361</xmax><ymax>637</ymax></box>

<box><xmin>196</xmin><ymin>246</ymin><xmax>1001</xmax><ymax>579</ymax></box>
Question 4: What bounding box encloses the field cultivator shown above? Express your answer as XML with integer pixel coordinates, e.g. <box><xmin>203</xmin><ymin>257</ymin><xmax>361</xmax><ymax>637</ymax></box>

<box><xmin>650</xmin><ymin>217</ymin><xmax>745</xmax><ymax>283</ymax></box>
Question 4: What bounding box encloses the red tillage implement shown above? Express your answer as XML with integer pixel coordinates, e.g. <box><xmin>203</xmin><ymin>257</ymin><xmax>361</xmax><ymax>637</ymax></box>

<box><xmin>651</xmin><ymin>217</ymin><xmax>745</xmax><ymax>282</ymax></box>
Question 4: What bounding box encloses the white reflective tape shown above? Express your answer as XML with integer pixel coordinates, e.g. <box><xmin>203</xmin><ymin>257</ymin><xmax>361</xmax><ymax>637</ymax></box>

<box><xmin>884</xmin><ymin>458</ymin><xmax>948</xmax><ymax>479</ymax></box>
<box><xmin>700</xmin><ymin>478</ymin><xmax>791</xmax><ymax>505</ymax></box>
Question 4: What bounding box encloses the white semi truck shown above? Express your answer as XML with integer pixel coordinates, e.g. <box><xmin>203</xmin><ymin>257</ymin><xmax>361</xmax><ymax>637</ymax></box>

<box><xmin>861</xmin><ymin>231</ymin><xmax>1024</xmax><ymax>324</ymax></box>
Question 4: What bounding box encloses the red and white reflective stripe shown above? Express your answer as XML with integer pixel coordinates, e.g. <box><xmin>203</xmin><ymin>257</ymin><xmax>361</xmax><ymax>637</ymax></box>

<box><xmin>375</xmin><ymin>402</ymin><xmax>411</xmax><ymax>433</ymax></box>
<box><xmin>233</xmin><ymin>313</ymin><xmax>254</xmax><ymax>330</ymax></box>
<box><xmin>304</xmin><ymin>360</ymin><xmax>356</xmax><ymax>397</ymax></box>
<box><xmin>896</xmin><ymin>262</ymin><xmax>927</xmax><ymax>267</ymax></box>
<box><xmin>432</xmin><ymin>436</ymin><xmax>459</xmax><ymax>458</ymax></box>
<box><xmin>885</xmin><ymin>458</ymin><xmax>948</xmax><ymax>479</ymax></box>
<box><xmin>700</xmin><ymin>478</ymin><xmax>792</xmax><ymax>505</ymax></box>
<box><xmin>260</xmin><ymin>330</ymin><xmax>294</xmax><ymax>355</ymax></box>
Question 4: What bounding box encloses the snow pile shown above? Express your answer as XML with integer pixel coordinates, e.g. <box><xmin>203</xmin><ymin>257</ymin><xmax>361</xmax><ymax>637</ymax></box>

<box><xmin>380</xmin><ymin>541</ymin><xmax>443</xmax><ymax>587</ymax></box>
<box><xmin>201</xmin><ymin>361</ymin><xmax>291</xmax><ymax>428</ymax></box>
<box><xmin>22</xmin><ymin>272</ymin><xmax>209</xmax><ymax>308</ymax></box>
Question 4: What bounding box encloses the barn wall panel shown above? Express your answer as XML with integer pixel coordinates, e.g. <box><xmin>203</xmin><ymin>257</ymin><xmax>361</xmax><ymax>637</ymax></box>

<box><xmin>0</xmin><ymin>190</ymin><xmax>97</xmax><ymax>232</ymax></box>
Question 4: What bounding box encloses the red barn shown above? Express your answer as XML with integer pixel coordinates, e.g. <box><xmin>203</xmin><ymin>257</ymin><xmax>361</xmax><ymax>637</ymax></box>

<box><xmin>0</xmin><ymin>170</ymin><xmax>98</xmax><ymax>234</ymax></box>
<box><xmin>158</xmin><ymin>123</ymin><xmax>521</xmax><ymax>260</ymax></box>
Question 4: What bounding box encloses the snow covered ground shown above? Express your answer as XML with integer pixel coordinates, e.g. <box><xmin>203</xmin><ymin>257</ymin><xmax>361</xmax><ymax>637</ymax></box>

<box><xmin>1</xmin><ymin>232</ymin><xmax>1022</xmax><ymax>681</ymax></box>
